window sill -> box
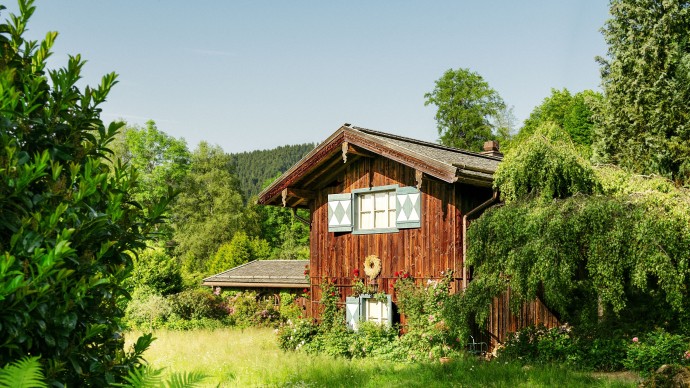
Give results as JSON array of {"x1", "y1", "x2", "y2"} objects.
[{"x1": 353, "y1": 228, "x2": 399, "y2": 235}]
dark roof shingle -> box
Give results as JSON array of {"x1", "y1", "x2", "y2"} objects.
[{"x1": 202, "y1": 260, "x2": 308, "y2": 288}]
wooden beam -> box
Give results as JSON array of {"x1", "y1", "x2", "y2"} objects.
[
  {"x1": 415, "y1": 169, "x2": 424, "y2": 189},
  {"x1": 342, "y1": 141, "x2": 375, "y2": 163},
  {"x1": 282, "y1": 188, "x2": 314, "y2": 207}
]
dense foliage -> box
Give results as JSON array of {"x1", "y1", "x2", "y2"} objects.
[
  {"x1": 512, "y1": 88, "x2": 601, "y2": 152},
  {"x1": 424, "y1": 68, "x2": 507, "y2": 151},
  {"x1": 172, "y1": 142, "x2": 254, "y2": 275},
  {"x1": 595, "y1": 0, "x2": 690, "y2": 185},
  {"x1": 466, "y1": 123, "x2": 690, "y2": 327},
  {"x1": 230, "y1": 143, "x2": 315, "y2": 201},
  {"x1": 0, "y1": 2, "x2": 168, "y2": 384}
]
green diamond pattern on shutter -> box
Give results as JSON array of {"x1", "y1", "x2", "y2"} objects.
[
  {"x1": 327, "y1": 193, "x2": 353, "y2": 232},
  {"x1": 396, "y1": 186, "x2": 421, "y2": 229},
  {"x1": 345, "y1": 296, "x2": 361, "y2": 330}
]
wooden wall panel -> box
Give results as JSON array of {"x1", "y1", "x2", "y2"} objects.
[
  {"x1": 305, "y1": 155, "x2": 558, "y2": 351},
  {"x1": 307, "y1": 156, "x2": 490, "y2": 317}
]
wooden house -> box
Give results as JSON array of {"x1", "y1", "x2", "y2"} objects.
[{"x1": 257, "y1": 124, "x2": 558, "y2": 347}]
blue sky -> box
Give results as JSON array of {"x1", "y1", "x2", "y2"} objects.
[{"x1": 5, "y1": 1, "x2": 609, "y2": 153}]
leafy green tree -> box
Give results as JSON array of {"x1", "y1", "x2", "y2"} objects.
[
  {"x1": 424, "y1": 68, "x2": 506, "y2": 151},
  {"x1": 109, "y1": 120, "x2": 190, "y2": 210},
  {"x1": 517, "y1": 89, "x2": 601, "y2": 151},
  {"x1": 463, "y1": 123, "x2": 690, "y2": 333},
  {"x1": 254, "y1": 175, "x2": 310, "y2": 259},
  {"x1": 127, "y1": 247, "x2": 183, "y2": 296},
  {"x1": 0, "y1": 2, "x2": 167, "y2": 385},
  {"x1": 173, "y1": 142, "x2": 253, "y2": 275},
  {"x1": 595, "y1": 0, "x2": 690, "y2": 185},
  {"x1": 209, "y1": 232, "x2": 271, "y2": 274}
]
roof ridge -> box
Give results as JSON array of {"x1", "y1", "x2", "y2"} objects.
[{"x1": 351, "y1": 125, "x2": 502, "y2": 161}]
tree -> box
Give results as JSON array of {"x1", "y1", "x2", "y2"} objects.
[
  {"x1": 109, "y1": 120, "x2": 190, "y2": 210},
  {"x1": 424, "y1": 68, "x2": 506, "y2": 151},
  {"x1": 463, "y1": 123, "x2": 690, "y2": 333},
  {"x1": 172, "y1": 142, "x2": 253, "y2": 275},
  {"x1": 209, "y1": 232, "x2": 271, "y2": 274},
  {"x1": 594, "y1": 0, "x2": 690, "y2": 185},
  {"x1": 0, "y1": 2, "x2": 168, "y2": 385},
  {"x1": 512, "y1": 89, "x2": 602, "y2": 153}
]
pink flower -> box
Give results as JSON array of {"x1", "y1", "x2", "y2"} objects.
[
  {"x1": 632, "y1": 337, "x2": 639, "y2": 343},
  {"x1": 684, "y1": 350, "x2": 690, "y2": 360}
]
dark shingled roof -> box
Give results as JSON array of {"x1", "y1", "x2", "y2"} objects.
[
  {"x1": 352, "y1": 126, "x2": 500, "y2": 181},
  {"x1": 202, "y1": 260, "x2": 308, "y2": 288},
  {"x1": 258, "y1": 124, "x2": 501, "y2": 207}
]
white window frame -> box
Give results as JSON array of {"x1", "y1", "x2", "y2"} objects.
[{"x1": 352, "y1": 185, "x2": 399, "y2": 234}]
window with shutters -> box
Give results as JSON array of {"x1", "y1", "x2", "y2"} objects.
[{"x1": 328, "y1": 185, "x2": 421, "y2": 234}]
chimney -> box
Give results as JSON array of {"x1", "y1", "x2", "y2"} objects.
[{"x1": 480, "y1": 140, "x2": 503, "y2": 157}]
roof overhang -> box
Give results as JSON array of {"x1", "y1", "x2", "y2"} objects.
[{"x1": 258, "y1": 124, "x2": 500, "y2": 207}]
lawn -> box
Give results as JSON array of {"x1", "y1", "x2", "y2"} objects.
[{"x1": 127, "y1": 328, "x2": 639, "y2": 387}]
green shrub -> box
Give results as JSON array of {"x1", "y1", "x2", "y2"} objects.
[
  {"x1": 570, "y1": 337, "x2": 628, "y2": 371},
  {"x1": 124, "y1": 288, "x2": 173, "y2": 330},
  {"x1": 499, "y1": 324, "x2": 575, "y2": 365},
  {"x1": 276, "y1": 319, "x2": 319, "y2": 351},
  {"x1": 0, "y1": 3, "x2": 169, "y2": 385},
  {"x1": 226, "y1": 291, "x2": 281, "y2": 327},
  {"x1": 127, "y1": 247, "x2": 183, "y2": 296},
  {"x1": 623, "y1": 329, "x2": 689, "y2": 375},
  {"x1": 168, "y1": 289, "x2": 227, "y2": 321},
  {"x1": 278, "y1": 292, "x2": 304, "y2": 322}
]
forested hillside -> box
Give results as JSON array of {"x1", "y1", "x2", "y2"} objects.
[{"x1": 230, "y1": 143, "x2": 315, "y2": 200}]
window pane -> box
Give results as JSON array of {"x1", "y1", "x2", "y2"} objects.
[
  {"x1": 374, "y1": 210, "x2": 387, "y2": 228},
  {"x1": 361, "y1": 194, "x2": 373, "y2": 211},
  {"x1": 389, "y1": 209, "x2": 396, "y2": 227},
  {"x1": 389, "y1": 193, "x2": 396, "y2": 209},
  {"x1": 360, "y1": 212, "x2": 372, "y2": 229},
  {"x1": 375, "y1": 192, "x2": 388, "y2": 210}
]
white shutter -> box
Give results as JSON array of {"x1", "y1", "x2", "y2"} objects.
[
  {"x1": 395, "y1": 187, "x2": 421, "y2": 229},
  {"x1": 327, "y1": 193, "x2": 353, "y2": 232},
  {"x1": 345, "y1": 297, "x2": 361, "y2": 330}
]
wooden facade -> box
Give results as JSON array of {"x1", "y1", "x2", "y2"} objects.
[
  {"x1": 258, "y1": 124, "x2": 559, "y2": 349},
  {"x1": 307, "y1": 156, "x2": 492, "y2": 316}
]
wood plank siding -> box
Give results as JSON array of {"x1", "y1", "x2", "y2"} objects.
[{"x1": 307, "y1": 156, "x2": 491, "y2": 316}]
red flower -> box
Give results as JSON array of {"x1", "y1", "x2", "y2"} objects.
[
  {"x1": 403, "y1": 273, "x2": 410, "y2": 279},
  {"x1": 304, "y1": 270, "x2": 308, "y2": 275},
  {"x1": 353, "y1": 268, "x2": 360, "y2": 276},
  {"x1": 303, "y1": 288, "x2": 309, "y2": 293},
  {"x1": 394, "y1": 271, "x2": 400, "y2": 277},
  {"x1": 331, "y1": 292, "x2": 336, "y2": 296}
]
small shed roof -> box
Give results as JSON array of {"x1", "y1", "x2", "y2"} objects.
[
  {"x1": 202, "y1": 260, "x2": 308, "y2": 289},
  {"x1": 258, "y1": 124, "x2": 502, "y2": 207}
]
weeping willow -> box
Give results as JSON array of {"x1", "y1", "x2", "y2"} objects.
[{"x1": 464, "y1": 123, "x2": 690, "y2": 328}]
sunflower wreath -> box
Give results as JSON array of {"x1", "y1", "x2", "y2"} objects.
[{"x1": 363, "y1": 254, "x2": 381, "y2": 279}]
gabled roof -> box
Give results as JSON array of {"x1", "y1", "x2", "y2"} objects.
[
  {"x1": 258, "y1": 124, "x2": 501, "y2": 207},
  {"x1": 202, "y1": 260, "x2": 308, "y2": 289}
]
